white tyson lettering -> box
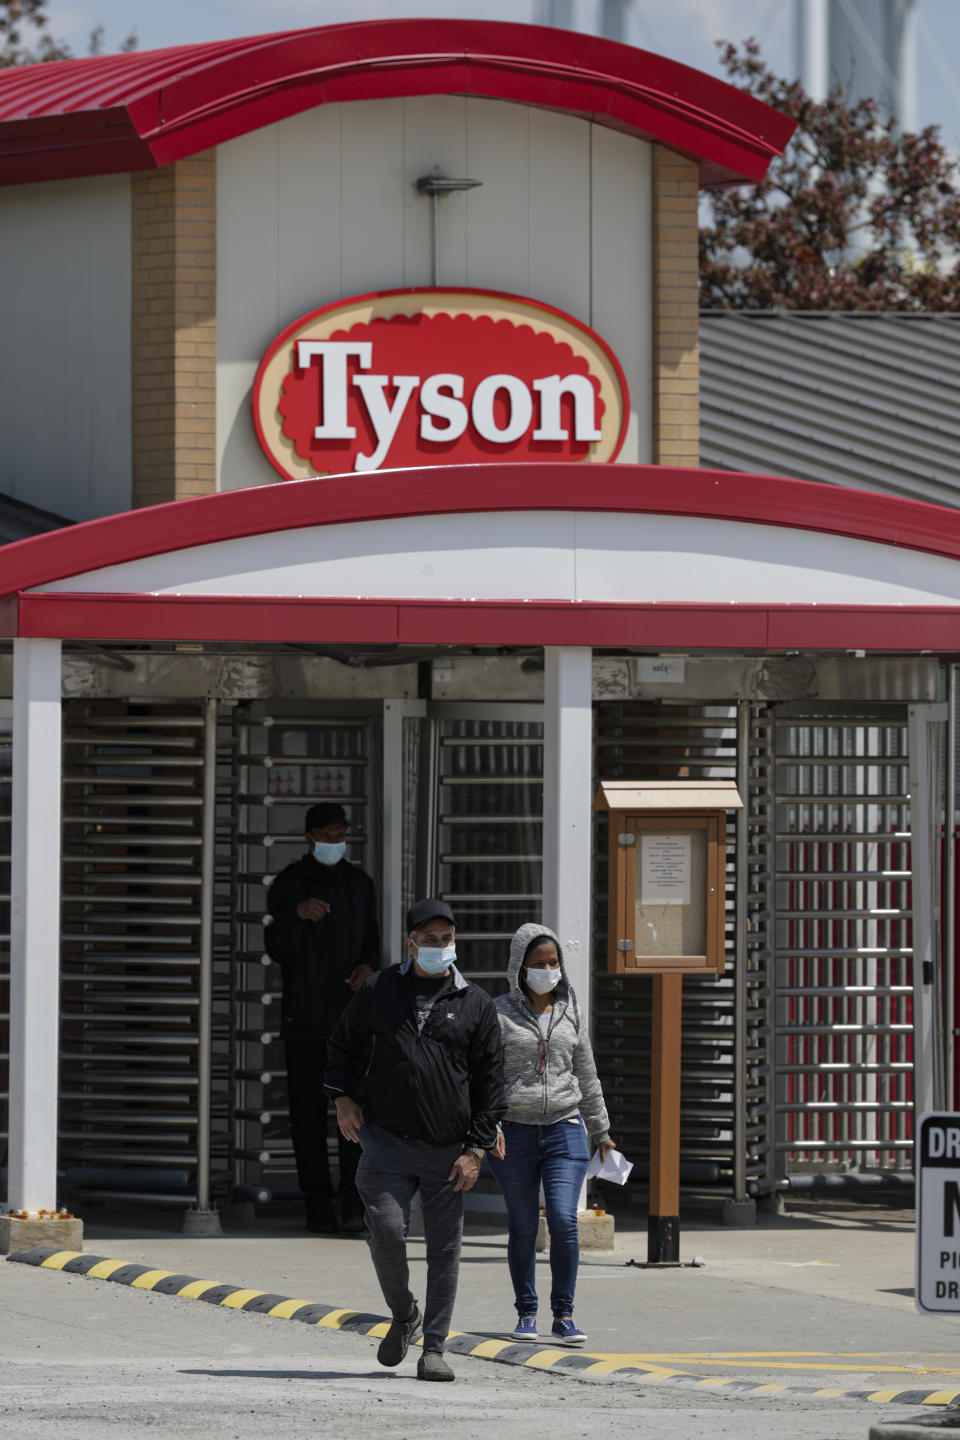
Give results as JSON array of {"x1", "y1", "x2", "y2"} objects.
[{"x1": 297, "y1": 342, "x2": 600, "y2": 471}]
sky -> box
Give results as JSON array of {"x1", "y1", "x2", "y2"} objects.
[{"x1": 36, "y1": 0, "x2": 960, "y2": 148}]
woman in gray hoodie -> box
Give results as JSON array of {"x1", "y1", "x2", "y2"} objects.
[{"x1": 487, "y1": 921, "x2": 616, "y2": 1346}]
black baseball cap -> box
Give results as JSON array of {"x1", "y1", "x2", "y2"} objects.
[
  {"x1": 406, "y1": 898, "x2": 456, "y2": 934},
  {"x1": 305, "y1": 802, "x2": 347, "y2": 830}
]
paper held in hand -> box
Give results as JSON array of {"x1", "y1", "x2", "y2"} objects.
[{"x1": 586, "y1": 1148, "x2": 634, "y2": 1185}]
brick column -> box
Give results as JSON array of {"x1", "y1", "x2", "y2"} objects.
[
  {"x1": 652, "y1": 147, "x2": 699, "y2": 467},
  {"x1": 131, "y1": 152, "x2": 216, "y2": 507}
]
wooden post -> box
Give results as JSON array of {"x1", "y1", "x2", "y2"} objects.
[{"x1": 648, "y1": 972, "x2": 683, "y2": 1263}]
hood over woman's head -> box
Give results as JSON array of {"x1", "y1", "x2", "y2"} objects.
[{"x1": 507, "y1": 921, "x2": 569, "y2": 997}]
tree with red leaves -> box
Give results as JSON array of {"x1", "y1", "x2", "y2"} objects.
[{"x1": 700, "y1": 40, "x2": 960, "y2": 310}]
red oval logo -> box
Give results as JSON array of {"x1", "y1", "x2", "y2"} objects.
[{"x1": 252, "y1": 288, "x2": 629, "y2": 480}]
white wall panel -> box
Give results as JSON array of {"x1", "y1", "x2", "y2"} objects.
[
  {"x1": 276, "y1": 105, "x2": 343, "y2": 316},
  {"x1": 217, "y1": 124, "x2": 280, "y2": 491},
  {"x1": 216, "y1": 96, "x2": 652, "y2": 491},
  {"x1": 402, "y1": 96, "x2": 469, "y2": 287},
  {"x1": 463, "y1": 100, "x2": 531, "y2": 295},
  {"x1": 0, "y1": 175, "x2": 130, "y2": 520},
  {"x1": 340, "y1": 99, "x2": 407, "y2": 296},
  {"x1": 591, "y1": 126, "x2": 653, "y2": 464},
  {"x1": 34, "y1": 511, "x2": 960, "y2": 610},
  {"x1": 528, "y1": 109, "x2": 592, "y2": 319}
]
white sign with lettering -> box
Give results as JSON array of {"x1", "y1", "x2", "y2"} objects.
[
  {"x1": 640, "y1": 834, "x2": 692, "y2": 906},
  {"x1": 916, "y1": 1112, "x2": 960, "y2": 1313}
]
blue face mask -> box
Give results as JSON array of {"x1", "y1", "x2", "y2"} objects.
[
  {"x1": 311, "y1": 840, "x2": 346, "y2": 866},
  {"x1": 414, "y1": 944, "x2": 456, "y2": 975}
]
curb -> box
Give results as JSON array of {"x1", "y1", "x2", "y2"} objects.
[
  {"x1": 869, "y1": 1416, "x2": 960, "y2": 1437},
  {"x1": 8, "y1": 1246, "x2": 960, "y2": 1406}
]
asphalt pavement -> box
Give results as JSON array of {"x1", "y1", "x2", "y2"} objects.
[{"x1": 3, "y1": 1193, "x2": 960, "y2": 1439}]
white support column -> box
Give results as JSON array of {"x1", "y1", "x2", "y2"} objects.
[
  {"x1": 382, "y1": 699, "x2": 426, "y2": 967},
  {"x1": 909, "y1": 701, "x2": 948, "y2": 1121},
  {"x1": 8, "y1": 637, "x2": 62, "y2": 1213},
  {"x1": 542, "y1": 648, "x2": 594, "y2": 1024}
]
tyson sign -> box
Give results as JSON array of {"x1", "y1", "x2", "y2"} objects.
[{"x1": 252, "y1": 288, "x2": 629, "y2": 479}]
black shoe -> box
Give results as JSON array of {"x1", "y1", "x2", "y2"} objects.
[
  {"x1": 377, "y1": 1303, "x2": 421, "y2": 1367},
  {"x1": 417, "y1": 1351, "x2": 455, "y2": 1382},
  {"x1": 340, "y1": 1208, "x2": 366, "y2": 1235},
  {"x1": 305, "y1": 1198, "x2": 339, "y2": 1234}
]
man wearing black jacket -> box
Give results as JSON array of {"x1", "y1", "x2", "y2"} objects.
[
  {"x1": 265, "y1": 802, "x2": 381, "y2": 1234},
  {"x1": 326, "y1": 898, "x2": 505, "y2": 1383}
]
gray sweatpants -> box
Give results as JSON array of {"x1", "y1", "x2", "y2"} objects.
[{"x1": 356, "y1": 1122, "x2": 464, "y2": 1353}]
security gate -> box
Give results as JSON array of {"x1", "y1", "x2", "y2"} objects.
[
  {"x1": 422, "y1": 705, "x2": 544, "y2": 985},
  {"x1": 229, "y1": 703, "x2": 379, "y2": 1203},
  {"x1": 772, "y1": 711, "x2": 915, "y2": 1178},
  {"x1": 593, "y1": 702, "x2": 753, "y2": 1194},
  {"x1": 0, "y1": 708, "x2": 10, "y2": 1184},
  {"x1": 58, "y1": 701, "x2": 229, "y2": 1207}
]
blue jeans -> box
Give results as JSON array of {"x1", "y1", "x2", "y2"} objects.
[{"x1": 487, "y1": 1116, "x2": 590, "y2": 1318}]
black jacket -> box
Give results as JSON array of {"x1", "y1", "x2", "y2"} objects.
[
  {"x1": 265, "y1": 854, "x2": 381, "y2": 1040},
  {"x1": 324, "y1": 963, "x2": 506, "y2": 1150}
]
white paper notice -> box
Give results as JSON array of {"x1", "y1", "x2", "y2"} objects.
[
  {"x1": 641, "y1": 833, "x2": 691, "y2": 906},
  {"x1": 586, "y1": 1149, "x2": 634, "y2": 1186}
]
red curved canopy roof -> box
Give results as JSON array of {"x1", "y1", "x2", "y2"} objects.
[
  {"x1": 2, "y1": 464, "x2": 959, "y2": 651},
  {"x1": 2, "y1": 462, "x2": 959, "y2": 596},
  {"x1": 0, "y1": 18, "x2": 795, "y2": 188}
]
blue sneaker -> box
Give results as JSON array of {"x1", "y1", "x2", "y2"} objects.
[
  {"x1": 551, "y1": 1316, "x2": 587, "y2": 1346},
  {"x1": 510, "y1": 1315, "x2": 538, "y2": 1342}
]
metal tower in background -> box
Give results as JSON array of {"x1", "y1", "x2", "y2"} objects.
[
  {"x1": 796, "y1": 0, "x2": 917, "y2": 130},
  {"x1": 542, "y1": 0, "x2": 633, "y2": 42}
]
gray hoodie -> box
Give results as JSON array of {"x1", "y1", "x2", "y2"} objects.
[{"x1": 493, "y1": 922, "x2": 610, "y2": 1145}]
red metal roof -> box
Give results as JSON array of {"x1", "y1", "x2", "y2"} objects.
[{"x1": 0, "y1": 18, "x2": 795, "y2": 188}]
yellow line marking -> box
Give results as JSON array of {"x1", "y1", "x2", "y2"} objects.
[
  {"x1": 366, "y1": 1321, "x2": 389, "y2": 1338},
  {"x1": 576, "y1": 1352, "x2": 959, "y2": 1375},
  {"x1": 314, "y1": 1308, "x2": 357, "y2": 1328},
  {"x1": 470, "y1": 1339, "x2": 514, "y2": 1358},
  {"x1": 923, "y1": 1391, "x2": 960, "y2": 1406},
  {"x1": 85, "y1": 1259, "x2": 128, "y2": 1280},
  {"x1": 219, "y1": 1288, "x2": 266, "y2": 1309},
  {"x1": 176, "y1": 1279, "x2": 220, "y2": 1299},
  {"x1": 867, "y1": 1390, "x2": 903, "y2": 1404},
  {"x1": 130, "y1": 1270, "x2": 176, "y2": 1290},
  {"x1": 39, "y1": 1251, "x2": 83, "y2": 1270},
  {"x1": 679, "y1": 1361, "x2": 951, "y2": 1374},
  {"x1": 267, "y1": 1298, "x2": 313, "y2": 1319}
]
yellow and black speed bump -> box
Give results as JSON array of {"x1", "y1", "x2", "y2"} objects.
[{"x1": 8, "y1": 1246, "x2": 960, "y2": 1405}]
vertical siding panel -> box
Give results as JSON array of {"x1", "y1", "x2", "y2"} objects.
[
  {"x1": 276, "y1": 106, "x2": 342, "y2": 322},
  {"x1": 527, "y1": 108, "x2": 591, "y2": 320},
  {"x1": 0, "y1": 175, "x2": 131, "y2": 520},
  {"x1": 591, "y1": 127, "x2": 653, "y2": 464},
  {"x1": 217, "y1": 126, "x2": 279, "y2": 489},
  {"x1": 339, "y1": 99, "x2": 406, "y2": 296},
  {"x1": 464, "y1": 100, "x2": 530, "y2": 294},
  {"x1": 401, "y1": 96, "x2": 469, "y2": 288}
]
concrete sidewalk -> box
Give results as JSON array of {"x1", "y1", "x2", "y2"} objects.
[{"x1": 11, "y1": 1194, "x2": 960, "y2": 1403}]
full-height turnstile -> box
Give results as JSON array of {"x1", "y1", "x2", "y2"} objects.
[
  {"x1": 0, "y1": 705, "x2": 10, "y2": 1173},
  {"x1": 229, "y1": 703, "x2": 380, "y2": 1204},
  {"x1": 57, "y1": 700, "x2": 231, "y2": 1208}
]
